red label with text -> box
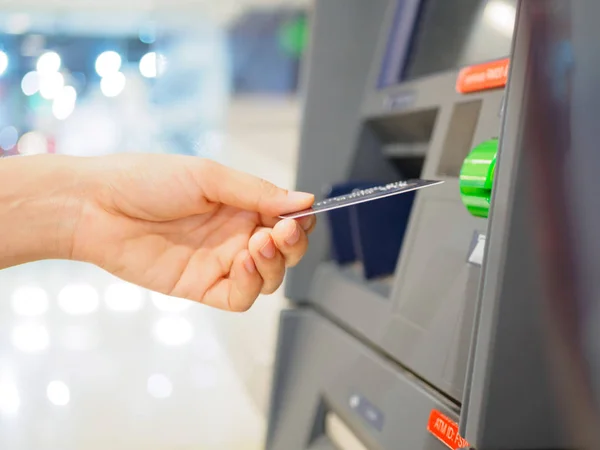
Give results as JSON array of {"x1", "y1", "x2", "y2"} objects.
[
  {"x1": 456, "y1": 58, "x2": 510, "y2": 94},
  {"x1": 427, "y1": 410, "x2": 470, "y2": 450}
]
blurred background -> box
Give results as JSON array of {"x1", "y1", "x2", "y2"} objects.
[{"x1": 0, "y1": 0, "x2": 310, "y2": 449}]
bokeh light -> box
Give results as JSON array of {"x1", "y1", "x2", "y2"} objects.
[
  {"x1": 138, "y1": 23, "x2": 156, "y2": 44},
  {"x1": 18, "y1": 131, "x2": 48, "y2": 155},
  {"x1": 95, "y1": 51, "x2": 122, "y2": 78},
  {"x1": 0, "y1": 51, "x2": 8, "y2": 76},
  {"x1": 104, "y1": 282, "x2": 144, "y2": 312},
  {"x1": 36, "y1": 51, "x2": 61, "y2": 75},
  {"x1": 46, "y1": 381, "x2": 70, "y2": 406},
  {"x1": 11, "y1": 286, "x2": 49, "y2": 316},
  {"x1": 484, "y1": 0, "x2": 517, "y2": 37},
  {"x1": 11, "y1": 324, "x2": 50, "y2": 353},
  {"x1": 147, "y1": 374, "x2": 173, "y2": 399},
  {"x1": 100, "y1": 72, "x2": 126, "y2": 97},
  {"x1": 52, "y1": 85, "x2": 77, "y2": 120},
  {"x1": 153, "y1": 317, "x2": 193, "y2": 346},
  {"x1": 39, "y1": 72, "x2": 65, "y2": 100},
  {"x1": 21, "y1": 71, "x2": 40, "y2": 96},
  {"x1": 57, "y1": 284, "x2": 99, "y2": 316},
  {"x1": 139, "y1": 52, "x2": 157, "y2": 78},
  {"x1": 0, "y1": 126, "x2": 18, "y2": 150}
]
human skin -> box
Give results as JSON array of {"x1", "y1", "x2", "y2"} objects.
[{"x1": 0, "y1": 153, "x2": 315, "y2": 312}]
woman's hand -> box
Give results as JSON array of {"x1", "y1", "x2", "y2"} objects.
[{"x1": 0, "y1": 154, "x2": 316, "y2": 312}]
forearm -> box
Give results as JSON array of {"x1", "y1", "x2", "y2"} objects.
[{"x1": 0, "y1": 155, "x2": 85, "y2": 269}]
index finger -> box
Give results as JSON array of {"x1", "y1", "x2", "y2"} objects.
[{"x1": 194, "y1": 159, "x2": 314, "y2": 217}]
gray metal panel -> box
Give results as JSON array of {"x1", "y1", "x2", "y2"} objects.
[
  {"x1": 272, "y1": 0, "x2": 597, "y2": 448},
  {"x1": 285, "y1": 0, "x2": 391, "y2": 302},
  {"x1": 306, "y1": 437, "x2": 336, "y2": 450},
  {"x1": 267, "y1": 310, "x2": 305, "y2": 449},
  {"x1": 306, "y1": 86, "x2": 504, "y2": 402},
  {"x1": 461, "y1": 2, "x2": 575, "y2": 448},
  {"x1": 286, "y1": 0, "x2": 511, "y2": 404},
  {"x1": 511, "y1": 1, "x2": 600, "y2": 446},
  {"x1": 267, "y1": 309, "x2": 458, "y2": 450}
]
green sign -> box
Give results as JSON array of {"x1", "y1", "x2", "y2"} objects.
[{"x1": 279, "y1": 15, "x2": 309, "y2": 57}]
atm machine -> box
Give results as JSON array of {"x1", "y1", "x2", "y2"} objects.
[{"x1": 268, "y1": 1, "x2": 580, "y2": 449}]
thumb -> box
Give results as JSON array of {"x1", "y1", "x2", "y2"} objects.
[{"x1": 195, "y1": 159, "x2": 314, "y2": 217}]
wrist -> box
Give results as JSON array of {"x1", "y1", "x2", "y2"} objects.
[{"x1": 0, "y1": 154, "x2": 88, "y2": 268}]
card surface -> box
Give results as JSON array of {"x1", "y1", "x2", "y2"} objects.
[{"x1": 280, "y1": 179, "x2": 444, "y2": 219}]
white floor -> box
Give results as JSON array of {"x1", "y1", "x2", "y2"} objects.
[{"x1": 0, "y1": 96, "x2": 301, "y2": 449}]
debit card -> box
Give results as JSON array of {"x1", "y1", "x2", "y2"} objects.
[{"x1": 280, "y1": 179, "x2": 444, "y2": 219}]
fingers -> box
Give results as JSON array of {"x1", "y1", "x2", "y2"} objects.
[
  {"x1": 203, "y1": 217, "x2": 313, "y2": 311},
  {"x1": 260, "y1": 214, "x2": 317, "y2": 234},
  {"x1": 271, "y1": 219, "x2": 310, "y2": 268},
  {"x1": 248, "y1": 230, "x2": 286, "y2": 294},
  {"x1": 246, "y1": 218, "x2": 311, "y2": 295},
  {"x1": 298, "y1": 215, "x2": 317, "y2": 235},
  {"x1": 202, "y1": 221, "x2": 303, "y2": 311},
  {"x1": 194, "y1": 159, "x2": 314, "y2": 217},
  {"x1": 199, "y1": 215, "x2": 314, "y2": 312},
  {"x1": 202, "y1": 250, "x2": 263, "y2": 312}
]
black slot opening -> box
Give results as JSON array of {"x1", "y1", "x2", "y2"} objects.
[{"x1": 359, "y1": 108, "x2": 438, "y2": 180}]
